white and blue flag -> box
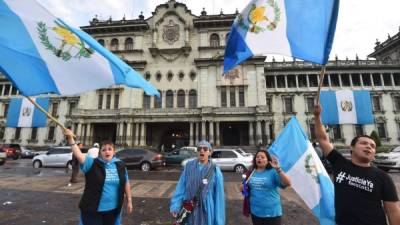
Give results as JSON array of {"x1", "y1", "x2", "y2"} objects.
[
  {"x1": 269, "y1": 117, "x2": 335, "y2": 225},
  {"x1": 0, "y1": 0, "x2": 159, "y2": 97},
  {"x1": 320, "y1": 90, "x2": 374, "y2": 125},
  {"x1": 6, "y1": 97, "x2": 49, "y2": 127},
  {"x1": 224, "y1": 0, "x2": 339, "y2": 73}
]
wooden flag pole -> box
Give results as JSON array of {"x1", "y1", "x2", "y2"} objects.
[
  {"x1": 316, "y1": 66, "x2": 327, "y2": 104},
  {"x1": 25, "y1": 96, "x2": 75, "y2": 137}
]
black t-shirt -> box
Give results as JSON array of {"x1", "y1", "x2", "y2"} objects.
[{"x1": 327, "y1": 149, "x2": 398, "y2": 225}]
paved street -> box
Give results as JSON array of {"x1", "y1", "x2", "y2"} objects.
[{"x1": 1, "y1": 159, "x2": 400, "y2": 225}]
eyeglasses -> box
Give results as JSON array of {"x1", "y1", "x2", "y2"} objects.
[{"x1": 197, "y1": 147, "x2": 209, "y2": 152}]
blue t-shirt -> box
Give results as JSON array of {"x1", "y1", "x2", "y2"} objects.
[
  {"x1": 249, "y1": 169, "x2": 283, "y2": 218},
  {"x1": 81, "y1": 156, "x2": 129, "y2": 212}
]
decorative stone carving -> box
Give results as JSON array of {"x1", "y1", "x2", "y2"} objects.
[{"x1": 162, "y1": 20, "x2": 180, "y2": 45}]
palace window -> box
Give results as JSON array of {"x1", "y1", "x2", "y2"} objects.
[
  {"x1": 154, "y1": 90, "x2": 162, "y2": 108},
  {"x1": 355, "y1": 125, "x2": 364, "y2": 136},
  {"x1": 362, "y1": 73, "x2": 371, "y2": 86},
  {"x1": 221, "y1": 87, "x2": 227, "y2": 107},
  {"x1": 124, "y1": 38, "x2": 134, "y2": 50},
  {"x1": 372, "y1": 73, "x2": 382, "y2": 86},
  {"x1": 372, "y1": 96, "x2": 382, "y2": 112},
  {"x1": 110, "y1": 38, "x2": 119, "y2": 51},
  {"x1": 114, "y1": 93, "x2": 119, "y2": 109},
  {"x1": 239, "y1": 87, "x2": 245, "y2": 107},
  {"x1": 377, "y1": 122, "x2": 387, "y2": 138},
  {"x1": 283, "y1": 96, "x2": 293, "y2": 113},
  {"x1": 210, "y1": 33, "x2": 220, "y2": 47},
  {"x1": 309, "y1": 75, "x2": 318, "y2": 87},
  {"x1": 98, "y1": 94, "x2": 103, "y2": 109},
  {"x1": 298, "y1": 74, "x2": 307, "y2": 88},
  {"x1": 265, "y1": 96, "x2": 272, "y2": 112},
  {"x1": 351, "y1": 74, "x2": 361, "y2": 86},
  {"x1": 98, "y1": 39, "x2": 105, "y2": 46},
  {"x1": 177, "y1": 90, "x2": 185, "y2": 108},
  {"x1": 383, "y1": 73, "x2": 392, "y2": 86},
  {"x1": 3, "y1": 103, "x2": 9, "y2": 117},
  {"x1": 309, "y1": 123, "x2": 316, "y2": 140},
  {"x1": 394, "y1": 73, "x2": 400, "y2": 86},
  {"x1": 15, "y1": 128, "x2": 21, "y2": 140},
  {"x1": 0, "y1": 126, "x2": 5, "y2": 140},
  {"x1": 230, "y1": 88, "x2": 236, "y2": 107},
  {"x1": 143, "y1": 94, "x2": 150, "y2": 109},
  {"x1": 322, "y1": 75, "x2": 329, "y2": 87},
  {"x1": 265, "y1": 76, "x2": 275, "y2": 88},
  {"x1": 189, "y1": 90, "x2": 197, "y2": 108},
  {"x1": 341, "y1": 74, "x2": 350, "y2": 86},
  {"x1": 51, "y1": 102, "x2": 58, "y2": 117},
  {"x1": 330, "y1": 74, "x2": 340, "y2": 87},
  {"x1": 68, "y1": 101, "x2": 76, "y2": 116},
  {"x1": 31, "y1": 128, "x2": 38, "y2": 140},
  {"x1": 277, "y1": 76, "x2": 285, "y2": 88},
  {"x1": 332, "y1": 125, "x2": 342, "y2": 140},
  {"x1": 106, "y1": 94, "x2": 111, "y2": 109},
  {"x1": 306, "y1": 97, "x2": 315, "y2": 113},
  {"x1": 287, "y1": 75, "x2": 296, "y2": 88},
  {"x1": 393, "y1": 95, "x2": 400, "y2": 112},
  {"x1": 4, "y1": 84, "x2": 10, "y2": 96},
  {"x1": 166, "y1": 90, "x2": 174, "y2": 108},
  {"x1": 48, "y1": 126, "x2": 55, "y2": 141}
]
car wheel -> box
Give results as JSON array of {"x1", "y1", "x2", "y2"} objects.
[
  {"x1": 33, "y1": 160, "x2": 42, "y2": 168},
  {"x1": 141, "y1": 162, "x2": 151, "y2": 172},
  {"x1": 67, "y1": 161, "x2": 72, "y2": 170},
  {"x1": 234, "y1": 164, "x2": 246, "y2": 173}
]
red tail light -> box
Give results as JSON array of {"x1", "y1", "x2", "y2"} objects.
[{"x1": 153, "y1": 154, "x2": 163, "y2": 161}]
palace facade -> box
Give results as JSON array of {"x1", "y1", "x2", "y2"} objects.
[{"x1": 0, "y1": 0, "x2": 399, "y2": 149}]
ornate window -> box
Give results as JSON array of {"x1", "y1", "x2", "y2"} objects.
[
  {"x1": 0, "y1": 126, "x2": 4, "y2": 140},
  {"x1": 377, "y1": 122, "x2": 387, "y2": 138},
  {"x1": 31, "y1": 127, "x2": 38, "y2": 140},
  {"x1": 124, "y1": 37, "x2": 134, "y2": 50},
  {"x1": 47, "y1": 126, "x2": 56, "y2": 141},
  {"x1": 14, "y1": 127, "x2": 21, "y2": 140},
  {"x1": 372, "y1": 95, "x2": 382, "y2": 112},
  {"x1": 372, "y1": 73, "x2": 382, "y2": 86},
  {"x1": 332, "y1": 125, "x2": 342, "y2": 140},
  {"x1": 178, "y1": 71, "x2": 184, "y2": 81},
  {"x1": 351, "y1": 74, "x2": 361, "y2": 86},
  {"x1": 190, "y1": 70, "x2": 197, "y2": 81},
  {"x1": 98, "y1": 94, "x2": 103, "y2": 109},
  {"x1": 114, "y1": 93, "x2": 119, "y2": 109},
  {"x1": 166, "y1": 90, "x2": 174, "y2": 108},
  {"x1": 265, "y1": 75, "x2": 275, "y2": 88},
  {"x1": 287, "y1": 75, "x2": 296, "y2": 88},
  {"x1": 156, "y1": 71, "x2": 162, "y2": 82},
  {"x1": 225, "y1": 33, "x2": 230, "y2": 45},
  {"x1": 210, "y1": 33, "x2": 220, "y2": 47},
  {"x1": 341, "y1": 74, "x2": 350, "y2": 86},
  {"x1": 265, "y1": 96, "x2": 272, "y2": 112},
  {"x1": 362, "y1": 73, "x2": 372, "y2": 86},
  {"x1": 106, "y1": 93, "x2": 111, "y2": 109},
  {"x1": 142, "y1": 93, "x2": 150, "y2": 109},
  {"x1": 229, "y1": 87, "x2": 236, "y2": 107},
  {"x1": 393, "y1": 95, "x2": 400, "y2": 112},
  {"x1": 282, "y1": 96, "x2": 294, "y2": 113},
  {"x1": 189, "y1": 90, "x2": 197, "y2": 108},
  {"x1": 98, "y1": 39, "x2": 105, "y2": 46},
  {"x1": 110, "y1": 38, "x2": 119, "y2": 51},
  {"x1": 145, "y1": 72, "x2": 151, "y2": 81},
  {"x1": 51, "y1": 102, "x2": 58, "y2": 117},
  {"x1": 305, "y1": 96, "x2": 315, "y2": 113},
  {"x1": 154, "y1": 90, "x2": 162, "y2": 108},
  {"x1": 68, "y1": 101, "x2": 76, "y2": 116},
  {"x1": 177, "y1": 90, "x2": 185, "y2": 108},
  {"x1": 3, "y1": 103, "x2": 9, "y2": 117},
  {"x1": 239, "y1": 86, "x2": 245, "y2": 107},
  {"x1": 167, "y1": 71, "x2": 174, "y2": 81},
  {"x1": 221, "y1": 87, "x2": 227, "y2": 107},
  {"x1": 354, "y1": 125, "x2": 364, "y2": 136},
  {"x1": 298, "y1": 74, "x2": 307, "y2": 88}
]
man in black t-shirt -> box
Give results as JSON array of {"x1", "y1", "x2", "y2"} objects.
[{"x1": 314, "y1": 104, "x2": 400, "y2": 225}]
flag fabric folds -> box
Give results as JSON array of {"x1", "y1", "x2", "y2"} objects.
[
  {"x1": 223, "y1": 0, "x2": 340, "y2": 73},
  {"x1": 320, "y1": 90, "x2": 374, "y2": 125},
  {"x1": 6, "y1": 97, "x2": 49, "y2": 127},
  {"x1": 269, "y1": 117, "x2": 335, "y2": 225},
  {"x1": 0, "y1": 0, "x2": 159, "y2": 97}
]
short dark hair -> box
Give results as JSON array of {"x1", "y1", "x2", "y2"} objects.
[
  {"x1": 350, "y1": 135, "x2": 375, "y2": 147},
  {"x1": 252, "y1": 149, "x2": 273, "y2": 170},
  {"x1": 100, "y1": 140, "x2": 114, "y2": 150}
]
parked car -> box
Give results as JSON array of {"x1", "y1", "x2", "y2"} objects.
[
  {"x1": 32, "y1": 147, "x2": 72, "y2": 169},
  {"x1": 181, "y1": 148, "x2": 253, "y2": 173},
  {"x1": 373, "y1": 146, "x2": 400, "y2": 172},
  {"x1": 21, "y1": 146, "x2": 37, "y2": 159},
  {"x1": 0, "y1": 144, "x2": 22, "y2": 160},
  {"x1": 164, "y1": 147, "x2": 197, "y2": 165},
  {"x1": 116, "y1": 148, "x2": 165, "y2": 171},
  {"x1": 0, "y1": 148, "x2": 6, "y2": 165}
]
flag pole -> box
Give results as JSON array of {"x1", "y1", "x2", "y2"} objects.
[
  {"x1": 316, "y1": 66, "x2": 326, "y2": 104},
  {"x1": 25, "y1": 96, "x2": 75, "y2": 136}
]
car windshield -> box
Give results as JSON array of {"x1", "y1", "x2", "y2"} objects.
[
  {"x1": 235, "y1": 148, "x2": 247, "y2": 156},
  {"x1": 392, "y1": 146, "x2": 400, "y2": 153}
]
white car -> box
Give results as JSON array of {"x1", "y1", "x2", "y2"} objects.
[
  {"x1": 181, "y1": 148, "x2": 253, "y2": 173},
  {"x1": 32, "y1": 147, "x2": 72, "y2": 169},
  {"x1": 374, "y1": 146, "x2": 400, "y2": 172}
]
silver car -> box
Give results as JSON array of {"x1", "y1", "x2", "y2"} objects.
[
  {"x1": 181, "y1": 148, "x2": 253, "y2": 173},
  {"x1": 32, "y1": 147, "x2": 72, "y2": 169}
]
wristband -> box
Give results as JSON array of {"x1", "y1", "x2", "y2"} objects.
[{"x1": 276, "y1": 167, "x2": 283, "y2": 173}]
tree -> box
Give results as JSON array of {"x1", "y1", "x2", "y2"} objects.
[{"x1": 370, "y1": 130, "x2": 382, "y2": 147}]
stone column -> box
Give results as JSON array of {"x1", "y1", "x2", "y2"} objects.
[
  {"x1": 265, "y1": 121, "x2": 270, "y2": 145},
  {"x1": 195, "y1": 122, "x2": 199, "y2": 145},
  {"x1": 209, "y1": 121, "x2": 214, "y2": 145},
  {"x1": 189, "y1": 122, "x2": 194, "y2": 146},
  {"x1": 248, "y1": 121, "x2": 254, "y2": 145},
  {"x1": 215, "y1": 121, "x2": 220, "y2": 146},
  {"x1": 126, "y1": 122, "x2": 132, "y2": 147},
  {"x1": 120, "y1": 122, "x2": 125, "y2": 145},
  {"x1": 77, "y1": 123, "x2": 82, "y2": 143},
  {"x1": 140, "y1": 123, "x2": 146, "y2": 146},
  {"x1": 87, "y1": 123, "x2": 92, "y2": 145},
  {"x1": 134, "y1": 123, "x2": 140, "y2": 146},
  {"x1": 256, "y1": 120, "x2": 262, "y2": 145},
  {"x1": 201, "y1": 121, "x2": 206, "y2": 141}
]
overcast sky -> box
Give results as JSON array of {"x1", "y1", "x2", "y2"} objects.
[{"x1": 38, "y1": 0, "x2": 400, "y2": 60}]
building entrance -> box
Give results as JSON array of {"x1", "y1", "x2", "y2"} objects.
[
  {"x1": 220, "y1": 122, "x2": 248, "y2": 146},
  {"x1": 92, "y1": 123, "x2": 117, "y2": 144}
]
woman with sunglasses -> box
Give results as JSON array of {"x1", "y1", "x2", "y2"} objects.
[
  {"x1": 245, "y1": 149, "x2": 291, "y2": 225},
  {"x1": 170, "y1": 140, "x2": 225, "y2": 225},
  {"x1": 64, "y1": 129, "x2": 133, "y2": 225}
]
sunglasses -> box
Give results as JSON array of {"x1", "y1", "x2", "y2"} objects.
[{"x1": 197, "y1": 146, "x2": 209, "y2": 151}]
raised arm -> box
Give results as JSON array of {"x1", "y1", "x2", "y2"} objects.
[
  {"x1": 384, "y1": 201, "x2": 400, "y2": 225},
  {"x1": 314, "y1": 104, "x2": 334, "y2": 157},
  {"x1": 63, "y1": 129, "x2": 86, "y2": 164}
]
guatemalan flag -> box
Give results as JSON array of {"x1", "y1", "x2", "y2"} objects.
[
  {"x1": 0, "y1": 0, "x2": 159, "y2": 97},
  {"x1": 269, "y1": 117, "x2": 335, "y2": 225},
  {"x1": 320, "y1": 90, "x2": 374, "y2": 124},
  {"x1": 6, "y1": 97, "x2": 49, "y2": 127},
  {"x1": 224, "y1": 0, "x2": 340, "y2": 73}
]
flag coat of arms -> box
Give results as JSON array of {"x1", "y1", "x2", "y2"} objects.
[
  {"x1": 224, "y1": 0, "x2": 340, "y2": 73},
  {"x1": 0, "y1": 0, "x2": 159, "y2": 97},
  {"x1": 269, "y1": 117, "x2": 335, "y2": 225},
  {"x1": 320, "y1": 90, "x2": 374, "y2": 124},
  {"x1": 6, "y1": 97, "x2": 49, "y2": 127}
]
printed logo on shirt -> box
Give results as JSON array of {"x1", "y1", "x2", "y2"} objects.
[
  {"x1": 335, "y1": 171, "x2": 374, "y2": 192},
  {"x1": 105, "y1": 168, "x2": 119, "y2": 183},
  {"x1": 251, "y1": 177, "x2": 267, "y2": 191}
]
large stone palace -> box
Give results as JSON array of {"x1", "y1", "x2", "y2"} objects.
[{"x1": 0, "y1": 0, "x2": 399, "y2": 149}]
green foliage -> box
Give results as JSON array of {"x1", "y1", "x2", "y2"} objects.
[{"x1": 370, "y1": 130, "x2": 382, "y2": 147}]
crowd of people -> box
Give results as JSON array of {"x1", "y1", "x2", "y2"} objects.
[{"x1": 61, "y1": 104, "x2": 400, "y2": 225}]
